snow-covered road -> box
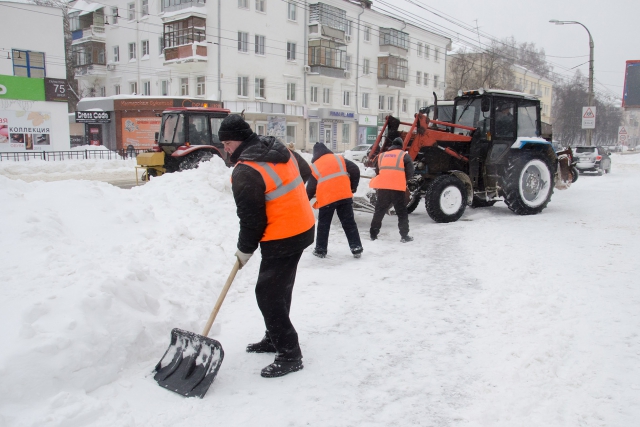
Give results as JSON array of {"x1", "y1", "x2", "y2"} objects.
[{"x1": 1, "y1": 154, "x2": 639, "y2": 426}]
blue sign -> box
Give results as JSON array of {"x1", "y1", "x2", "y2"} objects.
[{"x1": 329, "y1": 111, "x2": 355, "y2": 118}]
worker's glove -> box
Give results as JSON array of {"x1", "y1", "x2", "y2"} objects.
[{"x1": 235, "y1": 250, "x2": 253, "y2": 269}]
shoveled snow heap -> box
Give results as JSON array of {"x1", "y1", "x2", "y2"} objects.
[{"x1": 1, "y1": 154, "x2": 639, "y2": 427}]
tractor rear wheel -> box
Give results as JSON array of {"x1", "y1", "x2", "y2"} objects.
[
  {"x1": 502, "y1": 151, "x2": 554, "y2": 215},
  {"x1": 425, "y1": 175, "x2": 467, "y2": 223},
  {"x1": 179, "y1": 151, "x2": 214, "y2": 171}
]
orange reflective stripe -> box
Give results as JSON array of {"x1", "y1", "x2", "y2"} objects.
[
  {"x1": 369, "y1": 149, "x2": 407, "y2": 191},
  {"x1": 238, "y1": 155, "x2": 315, "y2": 241},
  {"x1": 311, "y1": 154, "x2": 352, "y2": 208}
]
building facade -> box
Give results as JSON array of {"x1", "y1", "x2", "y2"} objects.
[
  {"x1": 70, "y1": 0, "x2": 450, "y2": 151},
  {"x1": 0, "y1": 0, "x2": 70, "y2": 152}
]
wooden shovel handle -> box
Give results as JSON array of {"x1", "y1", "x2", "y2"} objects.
[{"x1": 202, "y1": 259, "x2": 241, "y2": 336}]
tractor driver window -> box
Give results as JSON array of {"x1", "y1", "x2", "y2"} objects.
[
  {"x1": 159, "y1": 113, "x2": 185, "y2": 144},
  {"x1": 188, "y1": 115, "x2": 208, "y2": 145},
  {"x1": 517, "y1": 101, "x2": 538, "y2": 138},
  {"x1": 494, "y1": 101, "x2": 516, "y2": 139},
  {"x1": 210, "y1": 117, "x2": 223, "y2": 147}
]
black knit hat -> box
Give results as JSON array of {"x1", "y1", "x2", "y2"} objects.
[
  {"x1": 392, "y1": 137, "x2": 404, "y2": 146},
  {"x1": 218, "y1": 114, "x2": 253, "y2": 142}
]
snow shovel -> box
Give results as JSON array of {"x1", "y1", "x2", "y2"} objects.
[{"x1": 153, "y1": 259, "x2": 240, "y2": 398}]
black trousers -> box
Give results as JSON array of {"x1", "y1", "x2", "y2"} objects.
[
  {"x1": 256, "y1": 251, "x2": 303, "y2": 361},
  {"x1": 315, "y1": 199, "x2": 362, "y2": 254},
  {"x1": 370, "y1": 189, "x2": 409, "y2": 237}
]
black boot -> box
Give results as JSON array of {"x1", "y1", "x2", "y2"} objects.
[
  {"x1": 351, "y1": 245, "x2": 363, "y2": 259},
  {"x1": 370, "y1": 229, "x2": 379, "y2": 241},
  {"x1": 261, "y1": 358, "x2": 304, "y2": 378},
  {"x1": 246, "y1": 334, "x2": 276, "y2": 353}
]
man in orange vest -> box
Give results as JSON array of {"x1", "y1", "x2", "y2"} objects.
[
  {"x1": 306, "y1": 142, "x2": 362, "y2": 258},
  {"x1": 369, "y1": 137, "x2": 415, "y2": 242},
  {"x1": 219, "y1": 115, "x2": 314, "y2": 378}
]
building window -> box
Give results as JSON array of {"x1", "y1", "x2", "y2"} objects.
[
  {"x1": 255, "y1": 0, "x2": 265, "y2": 13},
  {"x1": 323, "y1": 88, "x2": 330, "y2": 104},
  {"x1": 378, "y1": 95, "x2": 385, "y2": 110},
  {"x1": 197, "y1": 76, "x2": 205, "y2": 96},
  {"x1": 343, "y1": 91, "x2": 350, "y2": 107},
  {"x1": 130, "y1": 82, "x2": 137, "y2": 94},
  {"x1": 255, "y1": 78, "x2": 265, "y2": 98},
  {"x1": 416, "y1": 71, "x2": 421, "y2": 85},
  {"x1": 402, "y1": 98, "x2": 407, "y2": 113},
  {"x1": 128, "y1": 43, "x2": 136, "y2": 60},
  {"x1": 142, "y1": 0, "x2": 148, "y2": 16},
  {"x1": 433, "y1": 75, "x2": 439, "y2": 88},
  {"x1": 364, "y1": 26, "x2": 371, "y2": 42},
  {"x1": 114, "y1": 84, "x2": 121, "y2": 95},
  {"x1": 111, "y1": 7, "x2": 118, "y2": 24},
  {"x1": 238, "y1": 31, "x2": 249, "y2": 52},
  {"x1": 163, "y1": 17, "x2": 206, "y2": 48},
  {"x1": 342, "y1": 123, "x2": 350, "y2": 145},
  {"x1": 160, "y1": 80, "x2": 168, "y2": 96},
  {"x1": 257, "y1": 124, "x2": 266, "y2": 135},
  {"x1": 12, "y1": 50, "x2": 46, "y2": 78},
  {"x1": 310, "y1": 86, "x2": 318, "y2": 103},
  {"x1": 181, "y1": 77, "x2": 189, "y2": 95},
  {"x1": 286, "y1": 124, "x2": 295, "y2": 146},
  {"x1": 362, "y1": 92, "x2": 369, "y2": 109},
  {"x1": 425, "y1": 45, "x2": 430, "y2": 59},
  {"x1": 309, "y1": 122, "x2": 318, "y2": 143},
  {"x1": 287, "y1": 1, "x2": 296, "y2": 20},
  {"x1": 377, "y1": 56, "x2": 408, "y2": 81},
  {"x1": 141, "y1": 40, "x2": 149, "y2": 57},
  {"x1": 287, "y1": 42, "x2": 296, "y2": 61},
  {"x1": 387, "y1": 96, "x2": 394, "y2": 111},
  {"x1": 255, "y1": 35, "x2": 265, "y2": 55},
  {"x1": 287, "y1": 82, "x2": 296, "y2": 101},
  {"x1": 435, "y1": 48, "x2": 439, "y2": 62},
  {"x1": 128, "y1": 2, "x2": 135, "y2": 20},
  {"x1": 417, "y1": 42, "x2": 423, "y2": 57},
  {"x1": 363, "y1": 58, "x2": 370, "y2": 75},
  {"x1": 346, "y1": 20, "x2": 353, "y2": 36},
  {"x1": 415, "y1": 100, "x2": 420, "y2": 112},
  {"x1": 238, "y1": 0, "x2": 248, "y2": 8},
  {"x1": 158, "y1": 37, "x2": 164, "y2": 55},
  {"x1": 238, "y1": 76, "x2": 248, "y2": 96},
  {"x1": 423, "y1": 73, "x2": 429, "y2": 86},
  {"x1": 142, "y1": 80, "x2": 150, "y2": 95},
  {"x1": 113, "y1": 46, "x2": 119, "y2": 62},
  {"x1": 345, "y1": 55, "x2": 351, "y2": 71}
]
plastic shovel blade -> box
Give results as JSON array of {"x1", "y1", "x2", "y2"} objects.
[{"x1": 153, "y1": 328, "x2": 224, "y2": 398}]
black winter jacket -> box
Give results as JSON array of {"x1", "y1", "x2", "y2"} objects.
[
  {"x1": 306, "y1": 143, "x2": 361, "y2": 200},
  {"x1": 374, "y1": 142, "x2": 415, "y2": 182},
  {"x1": 230, "y1": 134, "x2": 314, "y2": 258}
]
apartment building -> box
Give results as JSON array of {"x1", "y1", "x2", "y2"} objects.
[
  {"x1": 0, "y1": 0, "x2": 70, "y2": 152},
  {"x1": 69, "y1": 0, "x2": 450, "y2": 151},
  {"x1": 512, "y1": 65, "x2": 553, "y2": 125}
]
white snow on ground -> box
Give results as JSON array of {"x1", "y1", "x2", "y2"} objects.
[
  {"x1": 0, "y1": 158, "x2": 139, "y2": 183},
  {"x1": 0, "y1": 154, "x2": 639, "y2": 427}
]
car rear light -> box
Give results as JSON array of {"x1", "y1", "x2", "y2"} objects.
[{"x1": 596, "y1": 155, "x2": 602, "y2": 161}]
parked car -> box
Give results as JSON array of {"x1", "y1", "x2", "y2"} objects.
[
  {"x1": 343, "y1": 144, "x2": 372, "y2": 162},
  {"x1": 573, "y1": 146, "x2": 612, "y2": 175}
]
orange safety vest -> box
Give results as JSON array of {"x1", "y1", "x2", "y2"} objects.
[
  {"x1": 310, "y1": 154, "x2": 353, "y2": 208},
  {"x1": 237, "y1": 153, "x2": 315, "y2": 242},
  {"x1": 369, "y1": 149, "x2": 407, "y2": 191}
]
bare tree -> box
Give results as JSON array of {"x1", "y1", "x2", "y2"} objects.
[
  {"x1": 516, "y1": 42, "x2": 552, "y2": 79},
  {"x1": 31, "y1": 0, "x2": 79, "y2": 112}
]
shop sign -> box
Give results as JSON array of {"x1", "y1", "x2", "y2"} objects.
[
  {"x1": 0, "y1": 75, "x2": 45, "y2": 101},
  {"x1": 317, "y1": 108, "x2": 356, "y2": 120},
  {"x1": 122, "y1": 116, "x2": 162, "y2": 149},
  {"x1": 113, "y1": 98, "x2": 224, "y2": 110},
  {"x1": 329, "y1": 111, "x2": 355, "y2": 118},
  {"x1": 358, "y1": 114, "x2": 377, "y2": 127},
  {"x1": 0, "y1": 110, "x2": 51, "y2": 149},
  {"x1": 44, "y1": 78, "x2": 68, "y2": 102},
  {"x1": 76, "y1": 111, "x2": 111, "y2": 123}
]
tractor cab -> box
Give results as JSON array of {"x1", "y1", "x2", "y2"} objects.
[{"x1": 136, "y1": 107, "x2": 231, "y2": 181}]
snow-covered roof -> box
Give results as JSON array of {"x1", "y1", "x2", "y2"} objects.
[{"x1": 70, "y1": 0, "x2": 104, "y2": 16}]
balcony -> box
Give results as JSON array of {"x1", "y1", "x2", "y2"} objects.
[
  {"x1": 379, "y1": 28, "x2": 409, "y2": 57},
  {"x1": 308, "y1": 3, "x2": 347, "y2": 43},
  {"x1": 377, "y1": 55, "x2": 408, "y2": 88},
  {"x1": 72, "y1": 41, "x2": 106, "y2": 77},
  {"x1": 164, "y1": 43, "x2": 207, "y2": 69},
  {"x1": 75, "y1": 64, "x2": 106, "y2": 77},
  {"x1": 72, "y1": 25, "x2": 105, "y2": 43},
  {"x1": 308, "y1": 40, "x2": 347, "y2": 78}
]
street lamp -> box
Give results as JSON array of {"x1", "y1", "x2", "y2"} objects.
[{"x1": 549, "y1": 19, "x2": 595, "y2": 146}]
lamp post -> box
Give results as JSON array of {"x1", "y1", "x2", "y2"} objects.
[{"x1": 549, "y1": 19, "x2": 594, "y2": 146}]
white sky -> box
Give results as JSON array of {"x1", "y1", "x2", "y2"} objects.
[{"x1": 377, "y1": 0, "x2": 638, "y2": 101}]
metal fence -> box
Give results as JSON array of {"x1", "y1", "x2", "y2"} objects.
[{"x1": 0, "y1": 148, "x2": 148, "y2": 161}]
